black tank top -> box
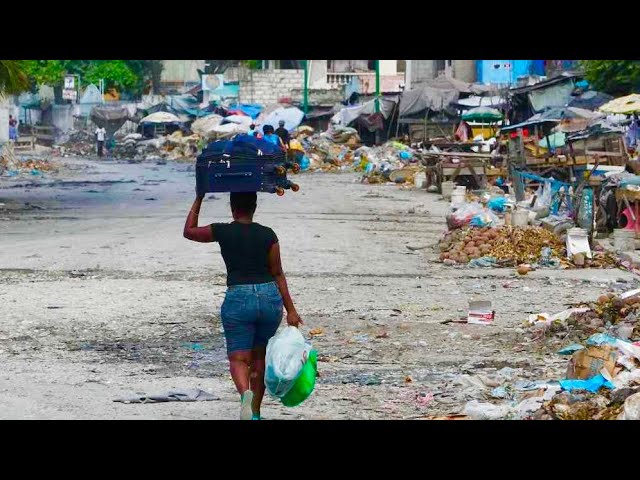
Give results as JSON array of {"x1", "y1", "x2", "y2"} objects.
[{"x1": 211, "y1": 222, "x2": 278, "y2": 286}]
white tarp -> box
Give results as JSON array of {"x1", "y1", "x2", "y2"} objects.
[
  {"x1": 224, "y1": 115, "x2": 253, "y2": 126},
  {"x1": 212, "y1": 122, "x2": 249, "y2": 139},
  {"x1": 457, "y1": 95, "x2": 506, "y2": 108},
  {"x1": 140, "y1": 112, "x2": 182, "y2": 124},
  {"x1": 331, "y1": 98, "x2": 396, "y2": 126},
  {"x1": 262, "y1": 107, "x2": 305, "y2": 132}
]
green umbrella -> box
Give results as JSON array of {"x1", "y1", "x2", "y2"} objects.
[{"x1": 462, "y1": 106, "x2": 504, "y2": 122}]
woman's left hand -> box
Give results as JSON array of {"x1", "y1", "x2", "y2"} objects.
[{"x1": 286, "y1": 310, "x2": 303, "y2": 327}]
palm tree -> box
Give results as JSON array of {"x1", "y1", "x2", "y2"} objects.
[{"x1": 0, "y1": 60, "x2": 29, "y2": 95}]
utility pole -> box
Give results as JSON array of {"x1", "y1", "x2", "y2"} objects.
[
  {"x1": 303, "y1": 60, "x2": 309, "y2": 114},
  {"x1": 375, "y1": 59, "x2": 380, "y2": 113}
]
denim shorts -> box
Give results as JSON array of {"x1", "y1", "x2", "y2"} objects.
[{"x1": 220, "y1": 282, "x2": 283, "y2": 354}]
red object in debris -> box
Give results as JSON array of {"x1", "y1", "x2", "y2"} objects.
[{"x1": 523, "y1": 128, "x2": 530, "y2": 137}]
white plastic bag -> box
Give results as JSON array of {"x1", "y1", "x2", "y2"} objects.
[
  {"x1": 265, "y1": 326, "x2": 311, "y2": 398},
  {"x1": 462, "y1": 400, "x2": 514, "y2": 420}
]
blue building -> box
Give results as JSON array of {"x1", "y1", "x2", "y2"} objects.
[{"x1": 477, "y1": 60, "x2": 546, "y2": 85}]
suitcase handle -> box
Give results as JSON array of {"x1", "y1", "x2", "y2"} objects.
[{"x1": 213, "y1": 172, "x2": 253, "y2": 178}]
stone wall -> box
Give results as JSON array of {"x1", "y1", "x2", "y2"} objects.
[{"x1": 238, "y1": 70, "x2": 305, "y2": 105}]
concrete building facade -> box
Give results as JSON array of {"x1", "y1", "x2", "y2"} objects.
[{"x1": 405, "y1": 60, "x2": 477, "y2": 89}]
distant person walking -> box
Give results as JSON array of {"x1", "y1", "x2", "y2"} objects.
[
  {"x1": 275, "y1": 120, "x2": 290, "y2": 149},
  {"x1": 95, "y1": 126, "x2": 106, "y2": 157},
  {"x1": 8, "y1": 115, "x2": 17, "y2": 141}
]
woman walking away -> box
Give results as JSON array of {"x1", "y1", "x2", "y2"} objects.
[{"x1": 183, "y1": 192, "x2": 303, "y2": 420}]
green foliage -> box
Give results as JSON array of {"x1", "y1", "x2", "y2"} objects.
[
  {"x1": 83, "y1": 60, "x2": 137, "y2": 90},
  {"x1": 580, "y1": 60, "x2": 640, "y2": 96},
  {"x1": 21, "y1": 60, "x2": 66, "y2": 87},
  {"x1": 0, "y1": 60, "x2": 30, "y2": 94},
  {"x1": 243, "y1": 60, "x2": 262, "y2": 70},
  {"x1": 18, "y1": 60, "x2": 163, "y2": 95}
]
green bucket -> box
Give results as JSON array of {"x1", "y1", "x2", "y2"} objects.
[{"x1": 280, "y1": 350, "x2": 318, "y2": 407}]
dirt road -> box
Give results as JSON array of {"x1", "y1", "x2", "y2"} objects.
[{"x1": 0, "y1": 157, "x2": 636, "y2": 419}]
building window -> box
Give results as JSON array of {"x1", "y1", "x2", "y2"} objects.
[
  {"x1": 367, "y1": 60, "x2": 376, "y2": 71},
  {"x1": 397, "y1": 60, "x2": 406, "y2": 73}
]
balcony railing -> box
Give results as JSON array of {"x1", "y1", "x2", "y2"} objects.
[{"x1": 326, "y1": 72, "x2": 376, "y2": 90}]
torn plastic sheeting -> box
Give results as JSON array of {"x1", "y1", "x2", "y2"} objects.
[
  {"x1": 559, "y1": 374, "x2": 614, "y2": 393},
  {"x1": 223, "y1": 115, "x2": 253, "y2": 126},
  {"x1": 468, "y1": 256, "x2": 498, "y2": 268},
  {"x1": 333, "y1": 98, "x2": 396, "y2": 126},
  {"x1": 527, "y1": 307, "x2": 591, "y2": 327},
  {"x1": 586, "y1": 333, "x2": 619, "y2": 346},
  {"x1": 462, "y1": 400, "x2": 515, "y2": 420},
  {"x1": 610, "y1": 369, "x2": 640, "y2": 390},
  {"x1": 615, "y1": 340, "x2": 640, "y2": 363},
  {"x1": 558, "y1": 344, "x2": 585, "y2": 355}
]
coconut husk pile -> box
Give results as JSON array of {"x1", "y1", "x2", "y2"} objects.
[{"x1": 438, "y1": 226, "x2": 564, "y2": 265}]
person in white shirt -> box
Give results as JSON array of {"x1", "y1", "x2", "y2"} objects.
[{"x1": 95, "y1": 127, "x2": 107, "y2": 157}]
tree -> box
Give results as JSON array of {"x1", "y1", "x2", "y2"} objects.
[
  {"x1": 124, "y1": 60, "x2": 164, "y2": 94},
  {"x1": 83, "y1": 60, "x2": 137, "y2": 91},
  {"x1": 20, "y1": 60, "x2": 144, "y2": 97},
  {"x1": 580, "y1": 60, "x2": 640, "y2": 96},
  {"x1": 0, "y1": 60, "x2": 29, "y2": 95},
  {"x1": 21, "y1": 60, "x2": 66, "y2": 89}
]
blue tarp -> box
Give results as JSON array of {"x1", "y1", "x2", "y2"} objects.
[{"x1": 227, "y1": 103, "x2": 263, "y2": 119}]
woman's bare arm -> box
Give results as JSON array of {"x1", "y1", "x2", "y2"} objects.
[
  {"x1": 183, "y1": 196, "x2": 214, "y2": 243},
  {"x1": 268, "y1": 242, "x2": 302, "y2": 327}
]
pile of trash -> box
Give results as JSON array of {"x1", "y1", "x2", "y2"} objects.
[
  {"x1": 54, "y1": 130, "x2": 96, "y2": 156},
  {"x1": 1, "y1": 143, "x2": 58, "y2": 177},
  {"x1": 459, "y1": 330, "x2": 640, "y2": 420},
  {"x1": 467, "y1": 289, "x2": 640, "y2": 420},
  {"x1": 527, "y1": 289, "x2": 640, "y2": 342},
  {"x1": 351, "y1": 140, "x2": 421, "y2": 185},
  {"x1": 291, "y1": 126, "x2": 359, "y2": 172}
]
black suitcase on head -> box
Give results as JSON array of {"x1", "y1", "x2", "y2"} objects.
[{"x1": 195, "y1": 134, "x2": 300, "y2": 196}]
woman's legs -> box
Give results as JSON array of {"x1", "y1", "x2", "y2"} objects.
[
  {"x1": 228, "y1": 350, "x2": 252, "y2": 395},
  {"x1": 228, "y1": 349, "x2": 254, "y2": 420},
  {"x1": 249, "y1": 346, "x2": 267, "y2": 417}
]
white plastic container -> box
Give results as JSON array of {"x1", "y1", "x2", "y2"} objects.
[
  {"x1": 451, "y1": 190, "x2": 466, "y2": 206},
  {"x1": 566, "y1": 227, "x2": 592, "y2": 259},
  {"x1": 414, "y1": 172, "x2": 427, "y2": 189},
  {"x1": 512, "y1": 209, "x2": 529, "y2": 227},
  {"x1": 613, "y1": 228, "x2": 636, "y2": 252},
  {"x1": 441, "y1": 181, "x2": 455, "y2": 200}
]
